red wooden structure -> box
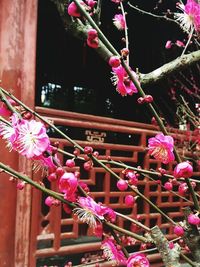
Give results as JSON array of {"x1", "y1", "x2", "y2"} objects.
[
  {"x1": 0, "y1": 1, "x2": 199, "y2": 266},
  {"x1": 30, "y1": 107, "x2": 199, "y2": 266},
  {"x1": 0, "y1": 1, "x2": 38, "y2": 266}
]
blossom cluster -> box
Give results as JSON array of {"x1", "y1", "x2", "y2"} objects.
[
  {"x1": 101, "y1": 237, "x2": 149, "y2": 266},
  {"x1": 0, "y1": 0, "x2": 199, "y2": 266}
]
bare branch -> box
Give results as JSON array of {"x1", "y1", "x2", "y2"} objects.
[
  {"x1": 52, "y1": 0, "x2": 200, "y2": 88},
  {"x1": 140, "y1": 50, "x2": 200, "y2": 86},
  {"x1": 127, "y1": 1, "x2": 177, "y2": 24}
]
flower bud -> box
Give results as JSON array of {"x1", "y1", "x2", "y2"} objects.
[
  {"x1": 137, "y1": 97, "x2": 145, "y2": 104},
  {"x1": 17, "y1": 181, "x2": 26, "y2": 190},
  {"x1": 173, "y1": 225, "x2": 184, "y2": 236},
  {"x1": 56, "y1": 167, "x2": 65, "y2": 177},
  {"x1": 108, "y1": 56, "x2": 121, "y2": 68},
  {"x1": 188, "y1": 213, "x2": 200, "y2": 225},
  {"x1": 158, "y1": 167, "x2": 167, "y2": 175},
  {"x1": 144, "y1": 95, "x2": 153, "y2": 103},
  {"x1": 86, "y1": 0, "x2": 96, "y2": 8},
  {"x1": 121, "y1": 48, "x2": 129, "y2": 58},
  {"x1": 47, "y1": 172, "x2": 57, "y2": 182},
  {"x1": 173, "y1": 161, "x2": 193, "y2": 178},
  {"x1": 124, "y1": 195, "x2": 135, "y2": 206},
  {"x1": 84, "y1": 146, "x2": 93, "y2": 154},
  {"x1": 83, "y1": 160, "x2": 93, "y2": 171},
  {"x1": 87, "y1": 29, "x2": 98, "y2": 39},
  {"x1": 117, "y1": 179, "x2": 128, "y2": 191},
  {"x1": 169, "y1": 242, "x2": 174, "y2": 249},
  {"x1": 45, "y1": 196, "x2": 54, "y2": 207},
  {"x1": 164, "y1": 181, "x2": 173, "y2": 191},
  {"x1": 67, "y1": 2, "x2": 81, "y2": 17},
  {"x1": 178, "y1": 182, "x2": 188, "y2": 195},
  {"x1": 65, "y1": 159, "x2": 75, "y2": 168},
  {"x1": 87, "y1": 37, "x2": 99, "y2": 48}
]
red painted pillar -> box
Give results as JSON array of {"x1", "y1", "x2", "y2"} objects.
[{"x1": 0, "y1": 0, "x2": 38, "y2": 266}]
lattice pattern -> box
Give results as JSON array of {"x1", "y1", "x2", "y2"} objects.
[{"x1": 32, "y1": 108, "x2": 200, "y2": 265}]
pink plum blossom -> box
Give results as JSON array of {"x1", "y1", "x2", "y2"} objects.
[
  {"x1": 111, "y1": 65, "x2": 138, "y2": 96},
  {"x1": 173, "y1": 161, "x2": 193, "y2": 178},
  {"x1": 73, "y1": 196, "x2": 116, "y2": 228},
  {"x1": 148, "y1": 133, "x2": 175, "y2": 164},
  {"x1": 101, "y1": 238, "x2": 126, "y2": 265},
  {"x1": 127, "y1": 253, "x2": 150, "y2": 267},
  {"x1": 15, "y1": 119, "x2": 50, "y2": 158},
  {"x1": 175, "y1": 0, "x2": 200, "y2": 34},
  {"x1": 113, "y1": 14, "x2": 126, "y2": 30}
]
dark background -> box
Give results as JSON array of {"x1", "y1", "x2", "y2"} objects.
[{"x1": 35, "y1": 0, "x2": 199, "y2": 127}]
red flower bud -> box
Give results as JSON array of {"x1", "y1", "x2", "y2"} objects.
[
  {"x1": 83, "y1": 160, "x2": 93, "y2": 171},
  {"x1": 87, "y1": 29, "x2": 98, "y2": 39},
  {"x1": 174, "y1": 161, "x2": 193, "y2": 178},
  {"x1": 137, "y1": 97, "x2": 145, "y2": 104},
  {"x1": 65, "y1": 159, "x2": 75, "y2": 168},
  {"x1": 84, "y1": 146, "x2": 93, "y2": 154},
  {"x1": 144, "y1": 95, "x2": 153, "y2": 103},
  {"x1": 108, "y1": 56, "x2": 121, "y2": 68}
]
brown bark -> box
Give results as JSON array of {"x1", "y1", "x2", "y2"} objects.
[{"x1": 151, "y1": 226, "x2": 181, "y2": 267}]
